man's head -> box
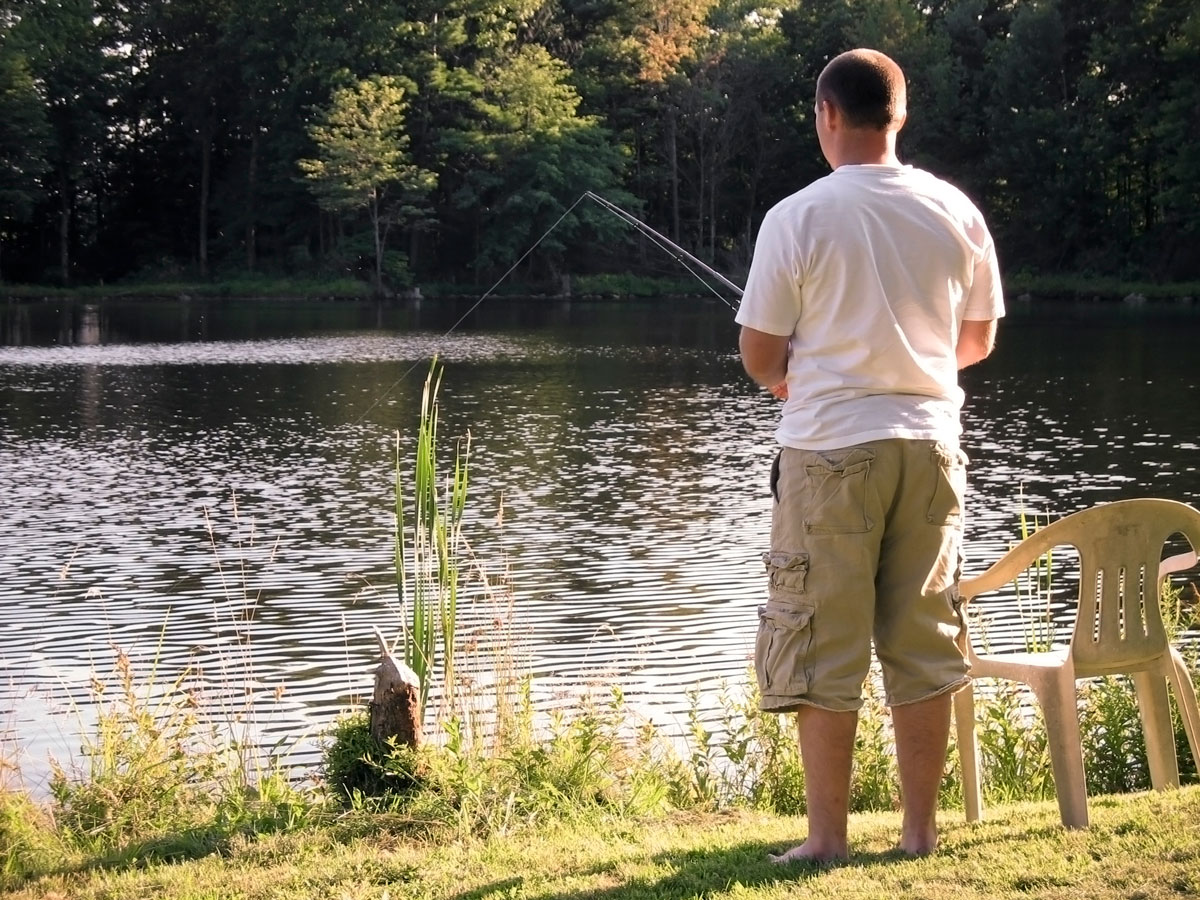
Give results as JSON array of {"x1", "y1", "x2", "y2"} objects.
[{"x1": 815, "y1": 49, "x2": 907, "y2": 133}]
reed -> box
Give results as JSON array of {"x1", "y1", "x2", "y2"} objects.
[
  {"x1": 394, "y1": 358, "x2": 471, "y2": 722},
  {"x1": 1014, "y1": 489, "x2": 1057, "y2": 653},
  {"x1": 7, "y1": 366, "x2": 1199, "y2": 889}
]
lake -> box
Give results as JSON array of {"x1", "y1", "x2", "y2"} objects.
[{"x1": 2, "y1": 294, "x2": 1198, "y2": 789}]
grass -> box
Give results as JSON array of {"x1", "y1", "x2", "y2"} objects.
[
  {"x1": 4, "y1": 583, "x2": 1199, "y2": 900},
  {"x1": 5, "y1": 376, "x2": 1200, "y2": 897},
  {"x1": 2, "y1": 788, "x2": 1199, "y2": 899}
]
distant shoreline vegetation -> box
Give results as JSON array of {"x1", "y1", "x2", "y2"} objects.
[{"x1": 3, "y1": 272, "x2": 1199, "y2": 305}]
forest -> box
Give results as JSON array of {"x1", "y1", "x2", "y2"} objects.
[{"x1": 1, "y1": 0, "x2": 1198, "y2": 293}]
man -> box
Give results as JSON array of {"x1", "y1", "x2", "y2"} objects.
[{"x1": 736, "y1": 48, "x2": 1003, "y2": 862}]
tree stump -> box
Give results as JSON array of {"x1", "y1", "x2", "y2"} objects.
[{"x1": 369, "y1": 627, "x2": 423, "y2": 749}]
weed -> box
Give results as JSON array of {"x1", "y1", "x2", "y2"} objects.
[
  {"x1": 850, "y1": 678, "x2": 899, "y2": 812},
  {"x1": 1080, "y1": 675, "x2": 1149, "y2": 794},
  {"x1": 1014, "y1": 490, "x2": 1057, "y2": 652},
  {"x1": 973, "y1": 679, "x2": 1055, "y2": 804},
  {"x1": 394, "y1": 357, "x2": 471, "y2": 724}
]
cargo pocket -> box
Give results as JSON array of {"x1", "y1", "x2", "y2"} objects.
[
  {"x1": 755, "y1": 602, "x2": 815, "y2": 695},
  {"x1": 763, "y1": 550, "x2": 809, "y2": 597},
  {"x1": 927, "y1": 444, "x2": 967, "y2": 526},
  {"x1": 803, "y1": 447, "x2": 874, "y2": 534}
]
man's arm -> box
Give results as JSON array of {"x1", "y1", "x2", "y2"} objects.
[
  {"x1": 956, "y1": 318, "x2": 997, "y2": 370},
  {"x1": 739, "y1": 326, "x2": 791, "y2": 391}
]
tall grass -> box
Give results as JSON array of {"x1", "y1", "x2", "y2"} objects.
[
  {"x1": 394, "y1": 358, "x2": 470, "y2": 722},
  {"x1": 1014, "y1": 490, "x2": 1057, "y2": 652},
  {"x1": 1, "y1": 500, "x2": 317, "y2": 890},
  {"x1": 6, "y1": 366, "x2": 1200, "y2": 890}
]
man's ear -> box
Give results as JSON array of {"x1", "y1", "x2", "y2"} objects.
[{"x1": 819, "y1": 98, "x2": 839, "y2": 131}]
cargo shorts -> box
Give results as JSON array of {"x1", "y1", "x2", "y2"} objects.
[{"x1": 754, "y1": 439, "x2": 971, "y2": 713}]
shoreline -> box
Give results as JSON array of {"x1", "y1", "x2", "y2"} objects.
[{"x1": 3, "y1": 275, "x2": 1200, "y2": 306}]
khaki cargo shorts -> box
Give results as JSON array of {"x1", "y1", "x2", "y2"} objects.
[{"x1": 754, "y1": 439, "x2": 970, "y2": 712}]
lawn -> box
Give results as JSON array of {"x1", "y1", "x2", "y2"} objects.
[{"x1": 6, "y1": 787, "x2": 1198, "y2": 900}]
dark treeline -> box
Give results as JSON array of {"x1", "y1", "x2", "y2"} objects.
[{"x1": 1, "y1": 0, "x2": 1198, "y2": 292}]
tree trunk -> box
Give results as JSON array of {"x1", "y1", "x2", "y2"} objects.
[
  {"x1": 246, "y1": 131, "x2": 259, "y2": 272},
  {"x1": 668, "y1": 107, "x2": 680, "y2": 242},
  {"x1": 58, "y1": 172, "x2": 71, "y2": 285},
  {"x1": 369, "y1": 628, "x2": 423, "y2": 748},
  {"x1": 198, "y1": 133, "x2": 212, "y2": 279},
  {"x1": 371, "y1": 189, "x2": 384, "y2": 292},
  {"x1": 709, "y1": 169, "x2": 717, "y2": 262}
]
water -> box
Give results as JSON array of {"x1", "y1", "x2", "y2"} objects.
[{"x1": 2, "y1": 295, "x2": 1198, "y2": 789}]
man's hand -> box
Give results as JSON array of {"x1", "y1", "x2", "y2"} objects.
[
  {"x1": 739, "y1": 326, "x2": 791, "y2": 389},
  {"x1": 769, "y1": 381, "x2": 789, "y2": 400}
]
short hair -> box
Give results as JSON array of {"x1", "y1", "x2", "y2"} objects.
[{"x1": 815, "y1": 49, "x2": 906, "y2": 131}]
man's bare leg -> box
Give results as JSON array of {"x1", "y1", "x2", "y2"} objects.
[
  {"x1": 770, "y1": 706, "x2": 858, "y2": 863},
  {"x1": 891, "y1": 691, "x2": 952, "y2": 855}
]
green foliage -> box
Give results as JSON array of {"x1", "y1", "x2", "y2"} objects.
[
  {"x1": 571, "y1": 273, "x2": 701, "y2": 297},
  {"x1": 0, "y1": 777, "x2": 59, "y2": 890},
  {"x1": 395, "y1": 358, "x2": 471, "y2": 722},
  {"x1": 321, "y1": 712, "x2": 424, "y2": 806},
  {"x1": 1080, "y1": 676, "x2": 1149, "y2": 795},
  {"x1": 446, "y1": 43, "x2": 631, "y2": 281},
  {"x1": 8, "y1": 647, "x2": 1200, "y2": 884},
  {"x1": 0, "y1": 45, "x2": 50, "y2": 241},
  {"x1": 299, "y1": 74, "x2": 437, "y2": 289},
  {"x1": 300, "y1": 76, "x2": 426, "y2": 215},
  {"x1": 850, "y1": 680, "x2": 899, "y2": 812},
  {"x1": 48, "y1": 648, "x2": 220, "y2": 853},
  {"x1": 321, "y1": 685, "x2": 675, "y2": 834},
  {"x1": 5, "y1": 0, "x2": 1200, "y2": 285},
  {"x1": 973, "y1": 680, "x2": 1055, "y2": 805},
  {"x1": 42, "y1": 643, "x2": 318, "y2": 866}
]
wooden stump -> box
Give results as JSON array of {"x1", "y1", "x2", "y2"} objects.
[{"x1": 369, "y1": 627, "x2": 423, "y2": 749}]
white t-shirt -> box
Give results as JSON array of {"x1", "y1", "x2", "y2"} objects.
[{"x1": 735, "y1": 164, "x2": 1005, "y2": 451}]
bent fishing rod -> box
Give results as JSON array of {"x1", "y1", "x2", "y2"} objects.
[
  {"x1": 353, "y1": 191, "x2": 744, "y2": 422},
  {"x1": 581, "y1": 191, "x2": 744, "y2": 305}
]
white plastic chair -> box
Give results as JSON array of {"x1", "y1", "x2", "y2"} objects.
[{"x1": 954, "y1": 498, "x2": 1200, "y2": 829}]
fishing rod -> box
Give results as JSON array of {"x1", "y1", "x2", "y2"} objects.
[
  {"x1": 353, "y1": 190, "x2": 744, "y2": 422},
  {"x1": 582, "y1": 191, "x2": 744, "y2": 306}
]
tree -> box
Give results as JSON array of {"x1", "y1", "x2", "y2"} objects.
[
  {"x1": 444, "y1": 43, "x2": 632, "y2": 283},
  {"x1": 299, "y1": 75, "x2": 436, "y2": 290},
  {"x1": 1154, "y1": 3, "x2": 1200, "y2": 276},
  {"x1": 9, "y1": 0, "x2": 110, "y2": 284},
  {"x1": 0, "y1": 41, "x2": 50, "y2": 281}
]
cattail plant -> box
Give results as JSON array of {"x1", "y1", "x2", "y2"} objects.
[{"x1": 395, "y1": 358, "x2": 471, "y2": 723}]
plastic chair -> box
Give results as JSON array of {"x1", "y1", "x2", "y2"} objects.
[{"x1": 954, "y1": 498, "x2": 1200, "y2": 829}]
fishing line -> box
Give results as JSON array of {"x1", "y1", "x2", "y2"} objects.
[
  {"x1": 581, "y1": 191, "x2": 744, "y2": 309},
  {"x1": 352, "y1": 191, "x2": 743, "y2": 423},
  {"x1": 352, "y1": 192, "x2": 591, "y2": 423}
]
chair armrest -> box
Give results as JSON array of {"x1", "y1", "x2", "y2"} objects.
[
  {"x1": 958, "y1": 531, "x2": 1064, "y2": 602},
  {"x1": 1159, "y1": 551, "x2": 1198, "y2": 580}
]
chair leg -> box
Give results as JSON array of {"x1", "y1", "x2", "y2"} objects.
[
  {"x1": 1035, "y1": 674, "x2": 1089, "y2": 829},
  {"x1": 1132, "y1": 670, "x2": 1180, "y2": 790},
  {"x1": 954, "y1": 682, "x2": 982, "y2": 822},
  {"x1": 1167, "y1": 648, "x2": 1200, "y2": 770}
]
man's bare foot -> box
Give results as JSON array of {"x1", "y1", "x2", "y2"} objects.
[
  {"x1": 896, "y1": 830, "x2": 937, "y2": 856},
  {"x1": 768, "y1": 839, "x2": 849, "y2": 864}
]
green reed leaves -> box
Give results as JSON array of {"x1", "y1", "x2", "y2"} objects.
[
  {"x1": 1015, "y1": 489, "x2": 1057, "y2": 653},
  {"x1": 395, "y1": 357, "x2": 471, "y2": 721}
]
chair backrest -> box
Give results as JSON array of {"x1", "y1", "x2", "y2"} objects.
[{"x1": 1023, "y1": 499, "x2": 1200, "y2": 675}]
